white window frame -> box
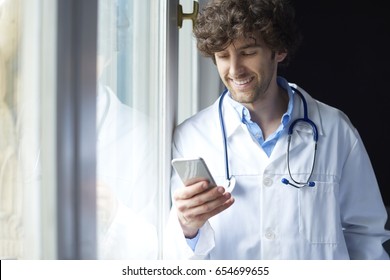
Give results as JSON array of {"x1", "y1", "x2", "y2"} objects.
[{"x1": 178, "y1": 0, "x2": 222, "y2": 125}]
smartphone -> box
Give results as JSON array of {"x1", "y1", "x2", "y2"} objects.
[{"x1": 171, "y1": 157, "x2": 217, "y2": 187}]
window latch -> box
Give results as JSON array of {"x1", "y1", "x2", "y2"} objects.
[{"x1": 177, "y1": 1, "x2": 199, "y2": 29}]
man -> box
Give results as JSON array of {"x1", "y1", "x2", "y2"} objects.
[{"x1": 163, "y1": 0, "x2": 390, "y2": 259}]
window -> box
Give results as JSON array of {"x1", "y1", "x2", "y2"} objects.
[
  {"x1": 0, "y1": 0, "x2": 177, "y2": 260},
  {"x1": 96, "y1": 0, "x2": 161, "y2": 259}
]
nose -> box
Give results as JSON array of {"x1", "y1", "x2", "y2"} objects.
[{"x1": 229, "y1": 56, "x2": 245, "y2": 78}]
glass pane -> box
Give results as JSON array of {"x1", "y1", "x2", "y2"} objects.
[
  {"x1": 96, "y1": 0, "x2": 159, "y2": 259},
  {"x1": 0, "y1": 0, "x2": 22, "y2": 259},
  {"x1": 1, "y1": 0, "x2": 56, "y2": 259}
]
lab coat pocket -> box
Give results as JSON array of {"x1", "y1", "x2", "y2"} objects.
[{"x1": 298, "y1": 180, "x2": 339, "y2": 244}]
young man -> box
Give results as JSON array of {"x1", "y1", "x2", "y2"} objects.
[{"x1": 164, "y1": 0, "x2": 390, "y2": 259}]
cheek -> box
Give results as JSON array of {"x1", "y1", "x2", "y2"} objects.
[{"x1": 216, "y1": 63, "x2": 228, "y2": 78}]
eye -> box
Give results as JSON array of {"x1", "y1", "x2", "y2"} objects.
[
  {"x1": 242, "y1": 51, "x2": 256, "y2": 56},
  {"x1": 216, "y1": 53, "x2": 229, "y2": 59}
]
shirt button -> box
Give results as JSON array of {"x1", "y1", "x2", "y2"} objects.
[
  {"x1": 263, "y1": 177, "x2": 273, "y2": 187},
  {"x1": 265, "y1": 229, "x2": 275, "y2": 240}
]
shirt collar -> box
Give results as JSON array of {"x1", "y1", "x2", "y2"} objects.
[{"x1": 277, "y1": 76, "x2": 294, "y2": 127}]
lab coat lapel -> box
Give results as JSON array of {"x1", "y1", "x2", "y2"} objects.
[
  {"x1": 270, "y1": 86, "x2": 323, "y2": 165},
  {"x1": 218, "y1": 95, "x2": 244, "y2": 139},
  {"x1": 289, "y1": 84, "x2": 324, "y2": 138}
]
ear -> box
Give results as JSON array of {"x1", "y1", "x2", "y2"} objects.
[{"x1": 275, "y1": 51, "x2": 287, "y2": 63}]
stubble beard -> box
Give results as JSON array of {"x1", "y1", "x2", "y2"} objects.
[{"x1": 229, "y1": 77, "x2": 272, "y2": 105}]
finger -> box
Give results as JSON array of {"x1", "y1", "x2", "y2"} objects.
[
  {"x1": 180, "y1": 194, "x2": 235, "y2": 229},
  {"x1": 196, "y1": 195, "x2": 235, "y2": 222},
  {"x1": 173, "y1": 180, "x2": 212, "y2": 200},
  {"x1": 185, "y1": 191, "x2": 233, "y2": 219},
  {"x1": 175, "y1": 185, "x2": 227, "y2": 212},
  {"x1": 184, "y1": 186, "x2": 227, "y2": 209}
]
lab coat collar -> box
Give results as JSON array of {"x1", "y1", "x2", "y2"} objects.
[
  {"x1": 217, "y1": 83, "x2": 324, "y2": 141},
  {"x1": 288, "y1": 83, "x2": 324, "y2": 138},
  {"x1": 217, "y1": 92, "x2": 244, "y2": 139}
]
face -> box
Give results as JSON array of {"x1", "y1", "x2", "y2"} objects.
[{"x1": 215, "y1": 34, "x2": 286, "y2": 106}]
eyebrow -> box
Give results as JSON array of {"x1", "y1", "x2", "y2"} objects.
[
  {"x1": 216, "y1": 39, "x2": 260, "y2": 54},
  {"x1": 236, "y1": 43, "x2": 259, "y2": 50},
  {"x1": 231, "y1": 42, "x2": 261, "y2": 52}
]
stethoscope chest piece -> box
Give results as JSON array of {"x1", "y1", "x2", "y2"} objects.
[{"x1": 223, "y1": 176, "x2": 236, "y2": 193}]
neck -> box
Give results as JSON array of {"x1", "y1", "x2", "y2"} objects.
[{"x1": 249, "y1": 85, "x2": 288, "y2": 140}]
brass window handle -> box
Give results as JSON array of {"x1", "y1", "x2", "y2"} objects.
[{"x1": 177, "y1": 1, "x2": 199, "y2": 29}]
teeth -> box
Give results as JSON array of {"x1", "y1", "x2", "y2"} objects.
[{"x1": 233, "y1": 78, "x2": 252, "y2": 85}]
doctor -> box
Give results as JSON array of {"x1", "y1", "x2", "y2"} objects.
[{"x1": 163, "y1": 0, "x2": 390, "y2": 259}]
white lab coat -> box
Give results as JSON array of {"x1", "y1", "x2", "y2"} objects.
[{"x1": 163, "y1": 83, "x2": 390, "y2": 260}]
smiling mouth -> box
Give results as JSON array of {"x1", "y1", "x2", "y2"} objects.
[{"x1": 231, "y1": 77, "x2": 254, "y2": 86}]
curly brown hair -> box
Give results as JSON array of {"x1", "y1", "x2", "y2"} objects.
[{"x1": 193, "y1": 0, "x2": 302, "y2": 66}]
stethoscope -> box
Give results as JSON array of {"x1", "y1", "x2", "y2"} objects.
[{"x1": 218, "y1": 86, "x2": 318, "y2": 190}]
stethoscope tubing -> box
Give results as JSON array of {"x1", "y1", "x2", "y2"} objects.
[
  {"x1": 218, "y1": 86, "x2": 318, "y2": 188},
  {"x1": 218, "y1": 89, "x2": 231, "y2": 181}
]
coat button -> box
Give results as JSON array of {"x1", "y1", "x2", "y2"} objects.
[{"x1": 265, "y1": 229, "x2": 275, "y2": 240}]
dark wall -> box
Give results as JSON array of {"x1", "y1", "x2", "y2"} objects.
[{"x1": 281, "y1": 2, "x2": 389, "y2": 206}]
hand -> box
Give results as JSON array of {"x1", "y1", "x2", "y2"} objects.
[
  {"x1": 173, "y1": 180, "x2": 234, "y2": 238},
  {"x1": 97, "y1": 182, "x2": 118, "y2": 233}
]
